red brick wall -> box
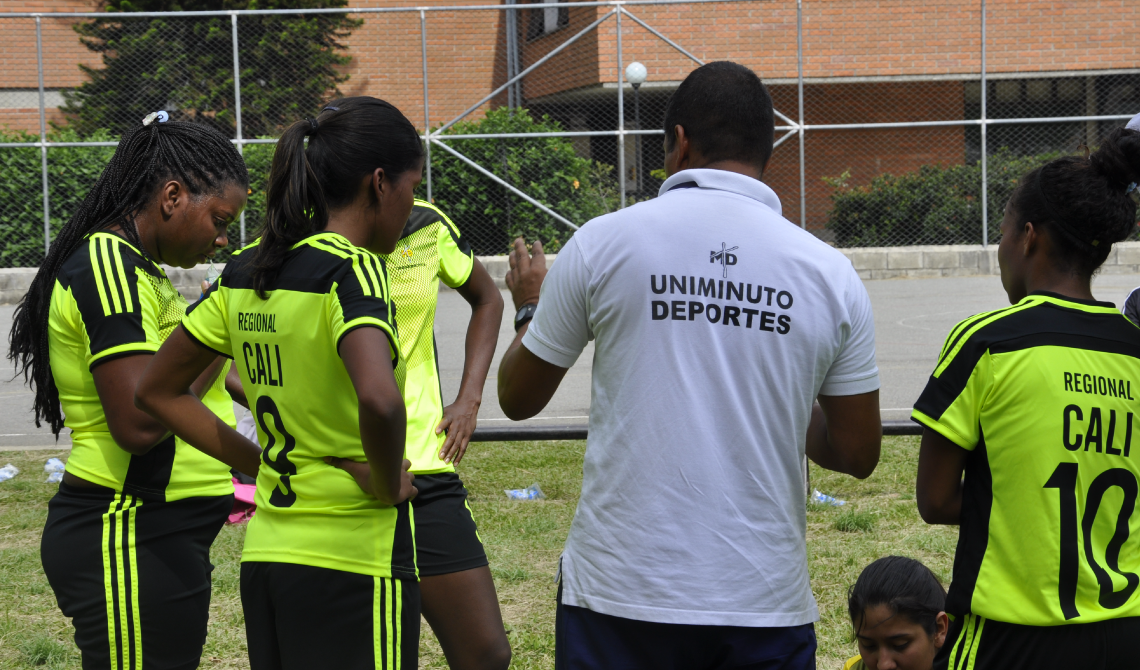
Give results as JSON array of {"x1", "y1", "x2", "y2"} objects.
[
  {"x1": 4, "y1": 1, "x2": 1138, "y2": 133},
  {"x1": 764, "y1": 80, "x2": 966, "y2": 229}
]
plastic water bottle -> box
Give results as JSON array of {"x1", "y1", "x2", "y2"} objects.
[
  {"x1": 0, "y1": 463, "x2": 19, "y2": 483},
  {"x1": 44, "y1": 457, "x2": 65, "y2": 484},
  {"x1": 205, "y1": 260, "x2": 221, "y2": 286},
  {"x1": 504, "y1": 483, "x2": 545, "y2": 501},
  {"x1": 812, "y1": 489, "x2": 846, "y2": 506}
]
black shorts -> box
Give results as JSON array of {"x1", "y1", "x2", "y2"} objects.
[
  {"x1": 40, "y1": 482, "x2": 232, "y2": 670},
  {"x1": 410, "y1": 472, "x2": 488, "y2": 577},
  {"x1": 555, "y1": 582, "x2": 816, "y2": 669},
  {"x1": 241, "y1": 562, "x2": 420, "y2": 670},
  {"x1": 936, "y1": 613, "x2": 1140, "y2": 670}
]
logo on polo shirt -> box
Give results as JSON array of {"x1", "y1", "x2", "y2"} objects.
[{"x1": 710, "y1": 243, "x2": 738, "y2": 278}]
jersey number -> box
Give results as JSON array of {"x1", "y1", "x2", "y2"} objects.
[
  {"x1": 1044, "y1": 463, "x2": 1139, "y2": 619},
  {"x1": 257, "y1": 395, "x2": 298, "y2": 508}
]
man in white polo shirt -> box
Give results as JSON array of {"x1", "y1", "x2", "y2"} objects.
[{"x1": 498, "y1": 61, "x2": 882, "y2": 668}]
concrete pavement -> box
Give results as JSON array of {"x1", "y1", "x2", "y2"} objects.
[{"x1": 4, "y1": 273, "x2": 1140, "y2": 449}]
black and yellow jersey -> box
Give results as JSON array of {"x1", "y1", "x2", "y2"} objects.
[
  {"x1": 913, "y1": 292, "x2": 1140, "y2": 626},
  {"x1": 47, "y1": 231, "x2": 234, "y2": 502},
  {"x1": 380, "y1": 200, "x2": 474, "y2": 474},
  {"x1": 182, "y1": 232, "x2": 416, "y2": 579}
]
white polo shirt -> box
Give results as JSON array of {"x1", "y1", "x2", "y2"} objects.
[{"x1": 522, "y1": 168, "x2": 879, "y2": 627}]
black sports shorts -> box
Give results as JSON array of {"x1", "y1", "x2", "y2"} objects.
[
  {"x1": 555, "y1": 582, "x2": 817, "y2": 669},
  {"x1": 936, "y1": 612, "x2": 1140, "y2": 670},
  {"x1": 40, "y1": 481, "x2": 232, "y2": 670},
  {"x1": 410, "y1": 472, "x2": 488, "y2": 577},
  {"x1": 241, "y1": 562, "x2": 420, "y2": 670}
]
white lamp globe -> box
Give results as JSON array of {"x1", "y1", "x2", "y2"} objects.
[{"x1": 625, "y1": 62, "x2": 648, "y2": 86}]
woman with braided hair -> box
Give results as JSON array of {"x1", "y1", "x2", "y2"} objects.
[
  {"x1": 8, "y1": 113, "x2": 261, "y2": 669},
  {"x1": 913, "y1": 125, "x2": 1140, "y2": 669}
]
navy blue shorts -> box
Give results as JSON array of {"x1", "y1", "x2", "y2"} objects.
[{"x1": 555, "y1": 583, "x2": 817, "y2": 670}]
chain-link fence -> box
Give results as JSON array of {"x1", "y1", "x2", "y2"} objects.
[{"x1": 1, "y1": 1, "x2": 1138, "y2": 266}]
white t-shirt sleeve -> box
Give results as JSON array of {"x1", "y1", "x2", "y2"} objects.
[
  {"x1": 520, "y1": 237, "x2": 592, "y2": 369},
  {"x1": 818, "y1": 267, "x2": 880, "y2": 396}
]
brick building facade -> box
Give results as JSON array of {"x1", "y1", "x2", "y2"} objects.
[{"x1": 1, "y1": 1, "x2": 1138, "y2": 228}]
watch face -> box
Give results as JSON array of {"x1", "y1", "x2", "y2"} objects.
[{"x1": 516, "y1": 305, "x2": 532, "y2": 320}]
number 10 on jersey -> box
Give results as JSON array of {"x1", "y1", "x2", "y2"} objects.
[{"x1": 1044, "y1": 462, "x2": 1139, "y2": 620}]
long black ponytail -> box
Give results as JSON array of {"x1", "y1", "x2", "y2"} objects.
[
  {"x1": 8, "y1": 118, "x2": 248, "y2": 435},
  {"x1": 251, "y1": 96, "x2": 423, "y2": 297}
]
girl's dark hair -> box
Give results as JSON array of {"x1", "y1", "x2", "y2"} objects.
[
  {"x1": 7, "y1": 119, "x2": 248, "y2": 435},
  {"x1": 251, "y1": 96, "x2": 424, "y2": 296},
  {"x1": 1010, "y1": 127, "x2": 1140, "y2": 277},
  {"x1": 847, "y1": 556, "x2": 946, "y2": 637}
]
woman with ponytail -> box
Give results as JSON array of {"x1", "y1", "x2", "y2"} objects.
[
  {"x1": 137, "y1": 97, "x2": 423, "y2": 669},
  {"x1": 8, "y1": 114, "x2": 258, "y2": 668},
  {"x1": 912, "y1": 126, "x2": 1140, "y2": 669}
]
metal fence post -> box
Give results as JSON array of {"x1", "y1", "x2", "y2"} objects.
[
  {"x1": 616, "y1": 6, "x2": 626, "y2": 208},
  {"x1": 421, "y1": 9, "x2": 433, "y2": 202},
  {"x1": 231, "y1": 12, "x2": 246, "y2": 246},
  {"x1": 797, "y1": 0, "x2": 805, "y2": 229},
  {"x1": 505, "y1": 0, "x2": 518, "y2": 110},
  {"x1": 36, "y1": 16, "x2": 50, "y2": 256},
  {"x1": 980, "y1": 0, "x2": 988, "y2": 248}
]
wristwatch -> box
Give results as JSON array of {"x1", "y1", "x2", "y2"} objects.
[{"x1": 514, "y1": 303, "x2": 538, "y2": 332}]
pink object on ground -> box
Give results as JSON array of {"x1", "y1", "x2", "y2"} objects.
[{"x1": 227, "y1": 478, "x2": 258, "y2": 524}]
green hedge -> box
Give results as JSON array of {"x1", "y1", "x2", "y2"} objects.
[
  {"x1": 1, "y1": 111, "x2": 612, "y2": 266},
  {"x1": 824, "y1": 148, "x2": 1064, "y2": 248},
  {"x1": 0, "y1": 130, "x2": 117, "y2": 267}
]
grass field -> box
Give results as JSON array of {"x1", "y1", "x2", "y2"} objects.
[{"x1": 0, "y1": 435, "x2": 956, "y2": 669}]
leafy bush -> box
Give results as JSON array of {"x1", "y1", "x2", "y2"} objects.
[
  {"x1": 0, "y1": 130, "x2": 117, "y2": 268},
  {"x1": 824, "y1": 148, "x2": 1064, "y2": 248},
  {"x1": 425, "y1": 108, "x2": 619, "y2": 254}
]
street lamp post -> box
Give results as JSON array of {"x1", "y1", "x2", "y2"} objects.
[{"x1": 625, "y1": 61, "x2": 647, "y2": 194}]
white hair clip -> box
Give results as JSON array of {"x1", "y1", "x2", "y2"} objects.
[{"x1": 142, "y1": 110, "x2": 170, "y2": 126}]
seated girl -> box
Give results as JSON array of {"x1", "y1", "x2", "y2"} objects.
[{"x1": 843, "y1": 556, "x2": 948, "y2": 670}]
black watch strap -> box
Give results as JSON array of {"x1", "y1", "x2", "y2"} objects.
[{"x1": 514, "y1": 303, "x2": 538, "y2": 332}]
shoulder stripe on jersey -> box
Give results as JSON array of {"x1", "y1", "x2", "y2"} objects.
[
  {"x1": 101, "y1": 237, "x2": 126, "y2": 314},
  {"x1": 359, "y1": 255, "x2": 383, "y2": 298},
  {"x1": 308, "y1": 236, "x2": 389, "y2": 299},
  {"x1": 111, "y1": 238, "x2": 134, "y2": 313},
  {"x1": 88, "y1": 235, "x2": 142, "y2": 317},
  {"x1": 305, "y1": 238, "x2": 352, "y2": 259},
  {"x1": 937, "y1": 304, "x2": 1021, "y2": 366},
  {"x1": 376, "y1": 255, "x2": 394, "y2": 298},
  {"x1": 934, "y1": 300, "x2": 1040, "y2": 377},
  {"x1": 89, "y1": 238, "x2": 113, "y2": 317}
]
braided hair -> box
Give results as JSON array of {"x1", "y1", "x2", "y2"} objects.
[
  {"x1": 250, "y1": 96, "x2": 423, "y2": 297},
  {"x1": 1010, "y1": 126, "x2": 1140, "y2": 277},
  {"x1": 7, "y1": 118, "x2": 248, "y2": 435}
]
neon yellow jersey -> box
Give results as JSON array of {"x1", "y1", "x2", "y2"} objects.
[
  {"x1": 380, "y1": 201, "x2": 474, "y2": 474},
  {"x1": 182, "y1": 233, "x2": 416, "y2": 579},
  {"x1": 841, "y1": 655, "x2": 865, "y2": 670},
  {"x1": 913, "y1": 292, "x2": 1140, "y2": 626},
  {"x1": 47, "y1": 231, "x2": 234, "y2": 502}
]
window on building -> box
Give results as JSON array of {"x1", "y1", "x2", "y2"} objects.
[
  {"x1": 964, "y1": 73, "x2": 1140, "y2": 162},
  {"x1": 528, "y1": 0, "x2": 569, "y2": 40}
]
